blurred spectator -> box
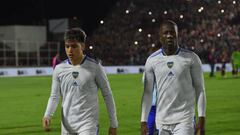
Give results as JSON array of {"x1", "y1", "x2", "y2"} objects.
[
  {"x1": 52, "y1": 53, "x2": 61, "y2": 69},
  {"x1": 220, "y1": 49, "x2": 230, "y2": 77},
  {"x1": 208, "y1": 47, "x2": 217, "y2": 77},
  {"x1": 231, "y1": 49, "x2": 240, "y2": 77}
]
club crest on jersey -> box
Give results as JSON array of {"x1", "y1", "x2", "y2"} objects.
[
  {"x1": 167, "y1": 62, "x2": 174, "y2": 68},
  {"x1": 72, "y1": 72, "x2": 79, "y2": 79}
]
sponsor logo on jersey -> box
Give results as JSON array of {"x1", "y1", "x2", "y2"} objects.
[
  {"x1": 167, "y1": 61, "x2": 174, "y2": 68},
  {"x1": 72, "y1": 81, "x2": 80, "y2": 86},
  {"x1": 72, "y1": 72, "x2": 79, "y2": 79}
]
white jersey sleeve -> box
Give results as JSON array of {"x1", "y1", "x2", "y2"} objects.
[
  {"x1": 191, "y1": 53, "x2": 206, "y2": 117},
  {"x1": 142, "y1": 72, "x2": 157, "y2": 106},
  {"x1": 44, "y1": 67, "x2": 61, "y2": 118},
  {"x1": 141, "y1": 59, "x2": 154, "y2": 122},
  {"x1": 96, "y1": 63, "x2": 118, "y2": 128}
]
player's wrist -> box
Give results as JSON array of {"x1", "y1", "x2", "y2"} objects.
[{"x1": 141, "y1": 122, "x2": 147, "y2": 126}]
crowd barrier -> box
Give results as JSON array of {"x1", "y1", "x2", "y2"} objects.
[{"x1": 0, "y1": 63, "x2": 233, "y2": 77}]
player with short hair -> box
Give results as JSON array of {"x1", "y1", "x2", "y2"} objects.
[
  {"x1": 42, "y1": 28, "x2": 118, "y2": 135},
  {"x1": 141, "y1": 20, "x2": 206, "y2": 135}
]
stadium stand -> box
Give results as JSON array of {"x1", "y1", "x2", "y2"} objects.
[
  {"x1": 86, "y1": 0, "x2": 240, "y2": 66},
  {"x1": 0, "y1": 0, "x2": 239, "y2": 67}
]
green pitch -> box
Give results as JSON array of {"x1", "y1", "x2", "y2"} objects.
[{"x1": 0, "y1": 73, "x2": 239, "y2": 135}]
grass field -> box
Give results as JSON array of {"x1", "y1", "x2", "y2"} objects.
[{"x1": 0, "y1": 73, "x2": 239, "y2": 135}]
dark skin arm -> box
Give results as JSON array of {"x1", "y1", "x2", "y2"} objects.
[
  {"x1": 140, "y1": 122, "x2": 148, "y2": 135},
  {"x1": 108, "y1": 127, "x2": 117, "y2": 135}
]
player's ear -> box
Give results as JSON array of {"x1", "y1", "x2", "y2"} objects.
[
  {"x1": 81, "y1": 43, "x2": 85, "y2": 51},
  {"x1": 159, "y1": 29, "x2": 163, "y2": 44},
  {"x1": 159, "y1": 36, "x2": 163, "y2": 44}
]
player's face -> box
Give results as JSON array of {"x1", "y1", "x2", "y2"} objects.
[
  {"x1": 160, "y1": 24, "x2": 178, "y2": 51},
  {"x1": 65, "y1": 40, "x2": 85, "y2": 62}
]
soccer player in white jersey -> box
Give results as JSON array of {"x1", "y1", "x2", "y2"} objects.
[
  {"x1": 141, "y1": 20, "x2": 206, "y2": 135},
  {"x1": 42, "y1": 28, "x2": 118, "y2": 135}
]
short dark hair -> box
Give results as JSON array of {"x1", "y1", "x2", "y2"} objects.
[
  {"x1": 64, "y1": 28, "x2": 87, "y2": 43},
  {"x1": 160, "y1": 20, "x2": 178, "y2": 29}
]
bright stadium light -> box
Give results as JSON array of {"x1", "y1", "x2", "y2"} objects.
[
  {"x1": 152, "y1": 18, "x2": 156, "y2": 23},
  {"x1": 126, "y1": 10, "x2": 130, "y2": 14},
  {"x1": 218, "y1": 0, "x2": 221, "y2": 4},
  {"x1": 180, "y1": 15, "x2": 184, "y2": 19},
  {"x1": 217, "y1": 33, "x2": 221, "y2": 37},
  {"x1": 148, "y1": 11, "x2": 152, "y2": 15},
  {"x1": 134, "y1": 41, "x2": 138, "y2": 45},
  {"x1": 233, "y1": 0, "x2": 236, "y2": 4},
  {"x1": 100, "y1": 20, "x2": 104, "y2": 24},
  {"x1": 147, "y1": 34, "x2": 151, "y2": 38},
  {"x1": 200, "y1": 39, "x2": 204, "y2": 43},
  {"x1": 138, "y1": 28, "x2": 142, "y2": 32},
  {"x1": 89, "y1": 46, "x2": 93, "y2": 50},
  {"x1": 198, "y1": 8, "x2": 202, "y2": 13},
  {"x1": 152, "y1": 43, "x2": 155, "y2": 47},
  {"x1": 198, "y1": 6, "x2": 204, "y2": 13},
  {"x1": 164, "y1": 10, "x2": 168, "y2": 15},
  {"x1": 221, "y1": 9, "x2": 224, "y2": 13}
]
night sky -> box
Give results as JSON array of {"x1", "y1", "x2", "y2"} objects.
[{"x1": 0, "y1": 0, "x2": 117, "y2": 33}]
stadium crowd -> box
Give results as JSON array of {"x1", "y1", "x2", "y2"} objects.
[{"x1": 86, "y1": 0, "x2": 240, "y2": 66}]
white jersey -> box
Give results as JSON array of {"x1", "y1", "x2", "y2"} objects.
[
  {"x1": 141, "y1": 48, "x2": 206, "y2": 128},
  {"x1": 44, "y1": 56, "x2": 118, "y2": 133}
]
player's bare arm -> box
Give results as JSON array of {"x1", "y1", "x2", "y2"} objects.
[
  {"x1": 195, "y1": 117, "x2": 205, "y2": 135},
  {"x1": 141, "y1": 122, "x2": 148, "y2": 135},
  {"x1": 109, "y1": 127, "x2": 117, "y2": 135}
]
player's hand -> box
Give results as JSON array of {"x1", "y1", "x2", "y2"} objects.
[
  {"x1": 195, "y1": 117, "x2": 205, "y2": 135},
  {"x1": 42, "y1": 117, "x2": 51, "y2": 132},
  {"x1": 141, "y1": 122, "x2": 148, "y2": 135},
  {"x1": 108, "y1": 127, "x2": 117, "y2": 135}
]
